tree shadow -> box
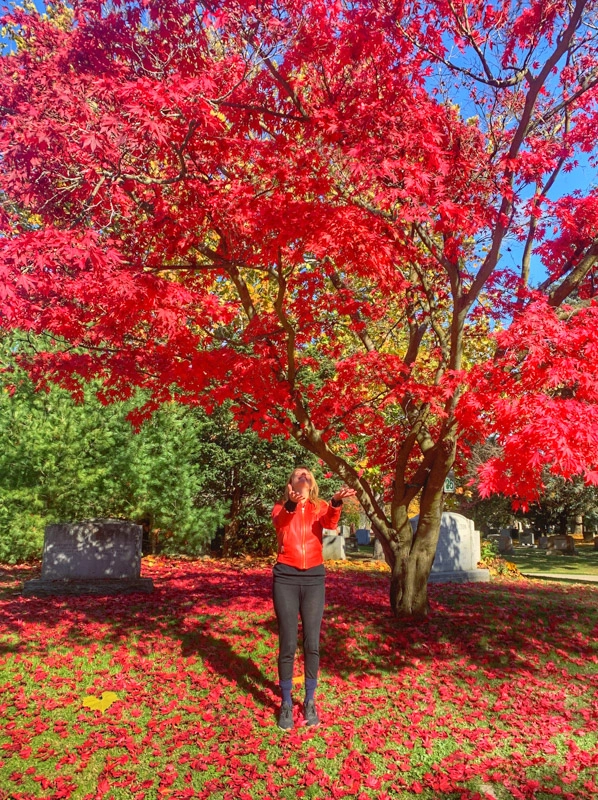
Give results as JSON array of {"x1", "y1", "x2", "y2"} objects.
[
  {"x1": 507, "y1": 542, "x2": 598, "y2": 575},
  {"x1": 322, "y1": 568, "x2": 598, "y2": 681},
  {"x1": 1, "y1": 561, "x2": 283, "y2": 712},
  {"x1": 1, "y1": 559, "x2": 597, "y2": 702},
  {"x1": 178, "y1": 614, "x2": 279, "y2": 710}
]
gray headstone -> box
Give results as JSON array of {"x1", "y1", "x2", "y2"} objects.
[
  {"x1": 520, "y1": 531, "x2": 535, "y2": 546},
  {"x1": 322, "y1": 533, "x2": 345, "y2": 560},
  {"x1": 546, "y1": 534, "x2": 576, "y2": 555},
  {"x1": 411, "y1": 512, "x2": 490, "y2": 584},
  {"x1": 23, "y1": 519, "x2": 153, "y2": 597},
  {"x1": 41, "y1": 519, "x2": 142, "y2": 579},
  {"x1": 498, "y1": 530, "x2": 514, "y2": 554},
  {"x1": 372, "y1": 537, "x2": 386, "y2": 562}
]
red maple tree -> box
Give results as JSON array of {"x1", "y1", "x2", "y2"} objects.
[{"x1": 2, "y1": 0, "x2": 598, "y2": 617}]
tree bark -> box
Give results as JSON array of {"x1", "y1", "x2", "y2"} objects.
[
  {"x1": 386, "y1": 441, "x2": 454, "y2": 618},
  {"x1": 390, "y1": 546, "x2": 434, "y2": 618},
  {"x1": 221, "y1": 478, "x2": 243, "y2": 558},
  {"x1": 387, "y1": 505, "x2": 444, "y2": 618}
]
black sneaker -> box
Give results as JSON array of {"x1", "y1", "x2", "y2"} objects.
[
  {"x1": 278, "y1": 703, "x2": 294, "y2": 730},
  {"x1": 303, "y1": 699, "x2": 320, "y2": 727}
]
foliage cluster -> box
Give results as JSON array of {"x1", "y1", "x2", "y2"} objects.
[
  {"x1": 478, "y1": 539, "x2": 522, "y2": 579},
  {"x1": 0, "y1": 355, "x2": 226, "y2": 561}
]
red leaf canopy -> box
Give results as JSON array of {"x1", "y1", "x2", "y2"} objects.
[{"x1": 2, "y1": 0, "x2": 598, "y2": 507}]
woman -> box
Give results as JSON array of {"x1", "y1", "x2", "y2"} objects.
[{"x1": 272, "y1": 466, "x2": 356, "y2": 729}]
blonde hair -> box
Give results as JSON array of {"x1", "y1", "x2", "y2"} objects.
[{"x1": 283, "y1": 466, "x2": 320, "y2": 504}]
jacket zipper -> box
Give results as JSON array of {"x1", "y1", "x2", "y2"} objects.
[{"x1": 301, "y1": 504, "x2": 306, "y2": 569}]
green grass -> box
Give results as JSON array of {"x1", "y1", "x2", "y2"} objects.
[
  {"x1": 0, "y1": 558, "x2": 597, "y2": 800},
  {"x1": 506, "y1": 540, "x2": 598, "y2": 576}
]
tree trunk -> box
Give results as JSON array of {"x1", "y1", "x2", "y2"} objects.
[
  {"x1": 577, "y1": 514, "x2": 592, "y2": 541},
  {"x1": 390, "y1": 547, "x2": 435, "y2": 618},
  {"x1": 386, "y1": 443, "x2": 452, "y2": 618},
  {"x1": 221, "y1": 478, "x2": 243, "y2": 558},
  {"x1": 387, "y1": 513, "x2": 443, "y2": 618}
]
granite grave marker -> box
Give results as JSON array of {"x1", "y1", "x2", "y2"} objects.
[{"x1": 23, "y1": 519, "x2": 154, "y2": 597}]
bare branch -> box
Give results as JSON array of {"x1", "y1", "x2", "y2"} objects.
[
  {"x1": 271, "y1": 250, "x2": 297, "y2": 387},
  {"x1": 465, "y1": 0, "x2": 590, "y2": 311}
]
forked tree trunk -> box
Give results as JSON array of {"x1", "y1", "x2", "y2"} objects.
[
  {"x1": 384, "y1": 457, "x2": 449, "y2": 619},
  {"x1": 387, "y1": 516, "x2": 443, "y2": 618},
  {"x1": 389, "y1": 550, "x2": 434, "y2": 618}
]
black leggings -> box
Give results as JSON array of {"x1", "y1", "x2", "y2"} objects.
[{"x1": 272, "y1": 580, "x2": 325, "y2": 683}]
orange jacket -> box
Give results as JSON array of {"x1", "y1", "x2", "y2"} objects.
[{"x1": 272, "y1": 499, "x2": 342, "y2": 569}]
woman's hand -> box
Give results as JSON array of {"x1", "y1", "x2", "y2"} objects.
[
  {"x1": 332, "y1": 486, "x2": 357, "y2": 503},
  {"x1": 287, "y1": 484, "x2": 305, "y2": 505}
]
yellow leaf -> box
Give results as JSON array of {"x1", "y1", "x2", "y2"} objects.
[
  {"x1": 82, "y1": 691, "x2": 119, "y2": 713},
  {"x1": 292, "y1": 676, "x2": 304, "y2": 686}
]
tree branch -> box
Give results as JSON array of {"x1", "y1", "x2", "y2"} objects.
[
  {"x1": 464, "y1": 0, "x2": 590, "y2": 311},
  {"x1": 547, "y1": 238, "x2": 598, "y2": 306}
]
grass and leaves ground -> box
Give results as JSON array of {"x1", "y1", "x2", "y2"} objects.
[
  {"x1": 505, "y1": 541, "x2": 598, "y2": 577},
  {"x1": 0, "y1": 558, "x2": 597, "y2": 800}
]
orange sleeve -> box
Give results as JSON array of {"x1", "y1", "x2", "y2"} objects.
[
  {"x1": 319, "y1": 501, "x2": 341, "y2": 530},
  {"x1": 272, "y1": 501, "x2": 297, "y2": 532}
]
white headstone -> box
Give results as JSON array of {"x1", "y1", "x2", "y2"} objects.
[
  {"x1": 410, "y1": 512, "x2": 490, "y2": 584},
  {"x1": 322, "y1": 533, "x2": 345, "y2": 560}
]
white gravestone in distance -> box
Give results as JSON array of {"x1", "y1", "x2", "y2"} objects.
[
  {"x1": 23, "y1": 519, "x2": 154, "y2": 597},
  {"x1": 410, "y1": 512, "x2": 490, "y2": 584},
  {"x1": 322, "y1": 530, "x2": 346, "y2": 560}
]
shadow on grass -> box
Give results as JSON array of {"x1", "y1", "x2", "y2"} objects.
[
  {"x1": 1, "y1": 560, "x2": 597, "y2": 704},
  {"x1": 178, "y1": 614, "x2": 279, "y2": 709}
]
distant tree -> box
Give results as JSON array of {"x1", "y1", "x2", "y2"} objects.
[
  {"x1": 524, "y1": 475, "x2": 598, "y2": 537},
  {"x1": 0, "y1": 334, "x2": 227, "y2": 561},
  {"x1": 199, "y1": 407, "x2": 342, "y2": 557},
  {"x1": 461, "y1": 440, "x2": 598, "y2": 537}
]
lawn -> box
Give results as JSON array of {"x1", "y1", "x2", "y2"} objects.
[
  {"x1": 0, "y1": 558, "x2": 597, "y2": 800},
  {"x1": 505, "y1": 541, "x2": 598, "y2": 577}
]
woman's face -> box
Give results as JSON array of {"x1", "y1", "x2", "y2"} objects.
[{"x1": 291, "y1": 468, "x2": 313, "y2": 497}]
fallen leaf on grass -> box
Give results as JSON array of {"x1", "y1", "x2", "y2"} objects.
[{"x1": 82, "y1": 691, "x2": 119, "y2": 713}]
